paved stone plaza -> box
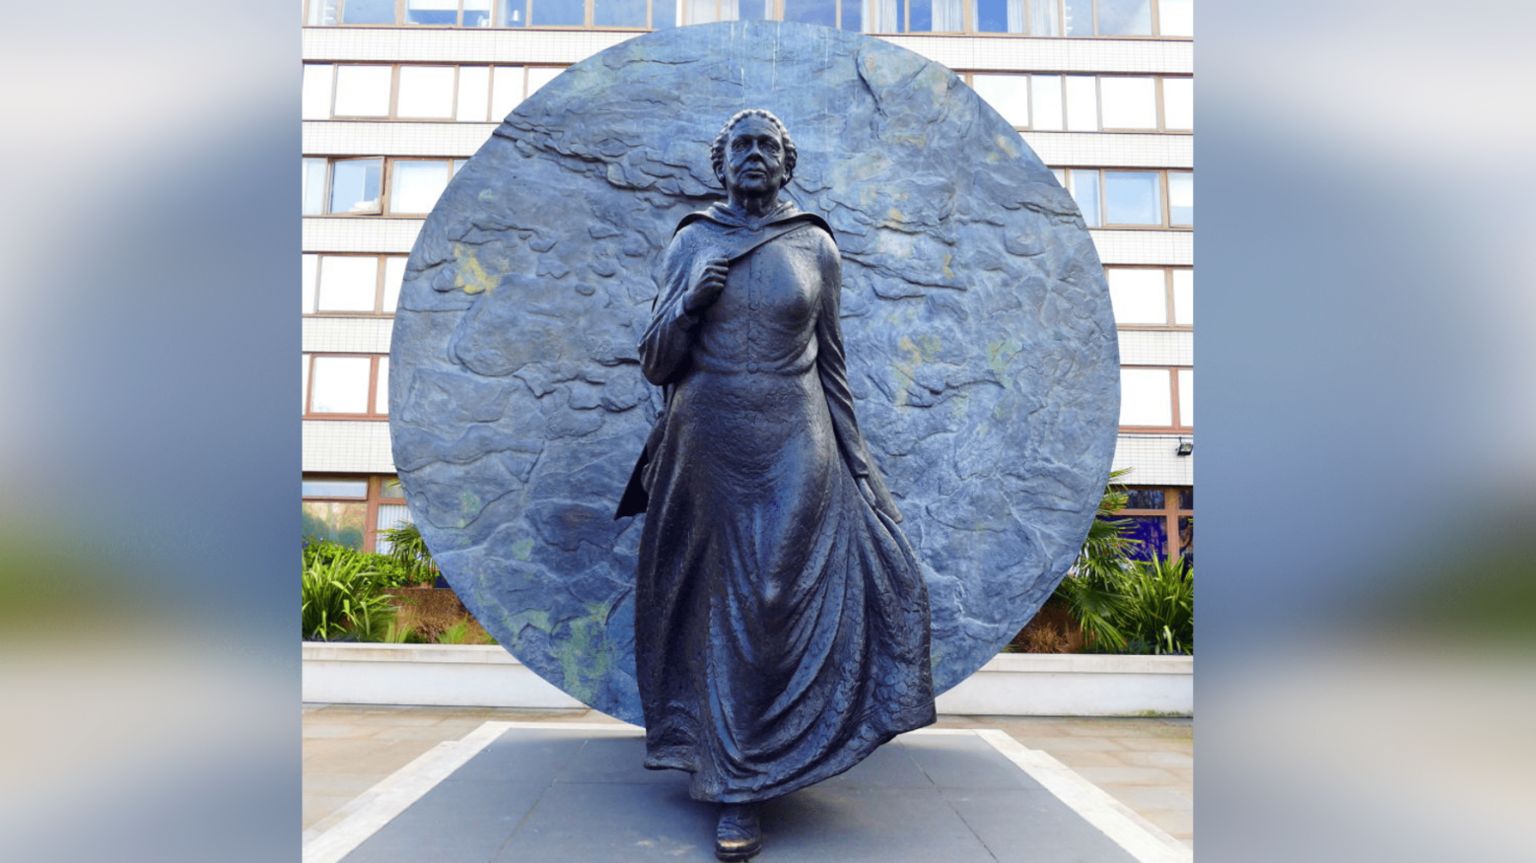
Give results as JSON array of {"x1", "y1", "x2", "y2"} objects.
[{"x1": 303, "y1": 706, "x2": 1192, "y2": 858}]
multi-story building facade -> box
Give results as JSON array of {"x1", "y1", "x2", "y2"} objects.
[{"x1": 300, "y1": 0, "x2": 1193, "y2": 560}]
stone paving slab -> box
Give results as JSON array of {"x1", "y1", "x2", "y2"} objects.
[{"x1": 318, "y1": 725, "x2": 1180, "y2": 863}]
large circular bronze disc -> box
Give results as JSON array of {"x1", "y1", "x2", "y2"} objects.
[{"x1": 390, "y1": 21, "x2": 1119, "y2": 723}]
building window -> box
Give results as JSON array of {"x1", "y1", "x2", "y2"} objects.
[
  {"x1": 1106, "y1": 267, "x2": 1191, "y2": 329},
  {"x1": 397, "y1": 66, "x2": 457, "y2": 118},
  {"x1": 1171, "y1": 268, "x2": 1192, "y2": 326},
  {"x1": 1119, "y1": 366, "x2": 1191, "y2": 431},
  {"x1": 1098, "y1": 76, "x2": 1157, "y2": 129},
  {"x1": 1117, "y1": 485, "x2": 1193, "y2": 561},
  {"x1": 966, "y1": 73, "x2": 1192, "y2": 132},
  {"x1": 1162, "y1": 77, "x2": 1193, "y2": 130},
  {"x1": 303, "y1": 0, "x2": 1191, "y2": 34},
  {"x1": 388, "y1": 159, "x2": 456, "y2": 214},
  {"x1": 341, "y1": 0, "x2": 397, "y2": 24},
  {"x1": 303, "y1": 254, "x2": 407, "y2": 315},
  {"x1": 303, "y1": 353, "x2": 390, "y2": 418},
  {"x1": 1062, "y1": 169, "x2": 1192, "y2": 228},
  {"x1": 406, "y1": 0, "x2": 494, "y2": 25},
  {"x1": 303, "y1": 474, "x2": 411, "y2": 552},
  {"x1": 1103, "y1": 170, "x2": 1162, "y2": 225},
  {"x1": 329, "y1": 158, "x2": 385, "y2": 215},
  {"x1": 303, "y1": 63, "x2": 568, "y2": 122},
  {"x1": 1168, "y1": 170, "x2": 1193, "y2": 226},
  {"x1": 332, "y1": 65, "x2": 393, "y2": 117},
  {"x1": 300, "y1": 157, "x2": 466, "y2": 216}
]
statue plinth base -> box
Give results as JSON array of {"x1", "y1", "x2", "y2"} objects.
[{"x1": 307, "y1": 723, "x2": 1184, "y2": 863}]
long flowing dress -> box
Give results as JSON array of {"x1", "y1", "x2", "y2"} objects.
[{"x1": 621, "y1": 200, "x2": 936, "y2": 804}]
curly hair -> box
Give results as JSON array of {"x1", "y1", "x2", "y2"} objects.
[{"x1": 710, "y1": 108, "x2": 797, "y2": 189}]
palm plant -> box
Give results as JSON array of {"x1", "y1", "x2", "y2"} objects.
[
  {"x1": 1052, "y1": 468, "x2": 1139, "y2": 652},
  {"x1": 380, "y1": 522, "x2": 439, "y2": 586}
]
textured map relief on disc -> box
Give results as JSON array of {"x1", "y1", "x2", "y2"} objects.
[{"x1": 389, "y1": 21, "x2": 1119, "y2": 724}]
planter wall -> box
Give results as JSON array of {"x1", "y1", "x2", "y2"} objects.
[{"x1": 302, "y1": 644, "x2": 1191, "y2": 717}]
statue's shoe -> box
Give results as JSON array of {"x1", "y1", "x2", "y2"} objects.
[{"x1": 714, "y1": 803, "x2": 762, "y2": 861}]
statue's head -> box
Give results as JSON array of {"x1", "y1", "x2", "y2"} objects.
[{"x1": 711, "y1": 109, "x2": 797, "y2": 197}]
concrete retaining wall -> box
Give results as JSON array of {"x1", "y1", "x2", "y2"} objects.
[{"x1": 302, "y1": 644, "x2": 1192, "y2": 717}]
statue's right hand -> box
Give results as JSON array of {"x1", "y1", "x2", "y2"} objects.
[{"x1": 684, "y1": 258, "x2": 729, "y2": 314}]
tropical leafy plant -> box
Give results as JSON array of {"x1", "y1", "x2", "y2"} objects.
[
  {"x1": 380, "y1": 522, "x2": 439, "y2": 586},
  {"x1": 1052, "y1": 469, "x2": 1138, "y2": 651},
  {"x1": 1115, "y1": 553, "x2": 1193, "y2": 655},
  {"x1": 301, "y1": 545, "x2": 395, "y2": 641}
]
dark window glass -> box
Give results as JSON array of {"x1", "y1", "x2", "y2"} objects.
[
  {"x1": 1125, "y1": 516, "x2": 1167, "y2": 561},
  {"x1": 840, "y1": 0, "x2": 861, "y2": 30},
  {"x1": 342, "y1": 0, "x2": 397, "y2": 23},
  {"x1": 533, "y1": 0, "x2": 584, "y2": 25},
  {"x1": 1124, "y1": 488, "x2": 1165, "y2": 509},
  {"x1": 1063, "y1": 0, "x2": 1093, "y2": 35},
  {"x1": 783, "y1": 0, "x2": 836, "y2": 26},
  {"x1": 1178, "y1": 487, "x2": 1193, "y2": 509},
  {"x1": 595, "y1": 0, "x2": 647, "y2": 25},
  {"x1": 1103, "y1": 170, "x2": 1161, "y2": 224},
  {"x1": 1096, "y1": 0, "x2": 1150, "y2": 35},
  {"x1": 1178, "y1": 516, "x2": 1193, "y2": 563}
]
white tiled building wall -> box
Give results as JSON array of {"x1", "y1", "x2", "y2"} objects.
[
  {"x1": 303, "y1": 317, "x2": 393, "y2": 355},
  {"x1": 302, "y1": 21, "x2": 1194, "y2": 508},
  {"x1": 305, "y1": 218, "x2": 423, "y2": 254},
  {"x1": 1112, "y1": 434, "x2": 1193, "y2": 486},
  {"x1": 303, "y1": 420, "x2": 395, "y2": 473},
  {"x1": 1119, "y1": 330, "x2": 1192, "y2": 367},
  {"x1": 303, "y1": 122, "x2": 500, "y2": 157}
]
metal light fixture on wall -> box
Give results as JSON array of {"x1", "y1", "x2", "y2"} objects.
[{"x1": 1175, "y1": 438, "x2": 1193, "y2": 457}]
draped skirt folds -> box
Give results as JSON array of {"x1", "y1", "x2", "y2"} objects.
[{"x1": 634, "y1": 367, "x2": 936, "y2": 803}]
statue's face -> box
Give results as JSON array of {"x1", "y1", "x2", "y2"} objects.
[{"x1": 722, "y1": 116, "x2": 787, "y2": 197}]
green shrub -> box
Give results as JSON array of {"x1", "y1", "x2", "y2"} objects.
[
  {"x1": 381, "y1": 620, "x2": 425, "y2": 644},
  {"x1": 301, "y1": 545, "x2": 395, "y2": 641},
  {"x1": 380, "y1": 522, "x2": 439, "y2": 586},
  {"x1": 1047, "y1": 469, "x2": 1194, "y2": 655},
  {"x1": 436, "y1": 618, "x2": 496, "y2": 645},
  {"x1": 1116, "y1": 554, "x2": 1193, "y2": 655}
]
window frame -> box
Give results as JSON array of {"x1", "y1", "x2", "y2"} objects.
[
  {"x1": 304, "y1": 253, "x2": 408, "y2": 316},
  {"x1": 1118, "y1": 364, "x2": 1192, "y2": 432},
  {"x1": 303, "y1": 63, "x2": 568, "y2": 122},
  {"x1": 302, "y1": 474, "x2": 410, "y2": 553},
  {"x1": 1117, "y1": 484, "x2": 1193, "y2": 560},
  {"x1": 1106, "y1": 265, "x2": 1192, "y2": 331},
  {"x1": 961, "y1": 72, "x2": 1193, "y2": 133},
  {"x1": 301, "y1": 0, "x2": 1194, "y2": 37},
  {"x1": 1062, "y1": 168, "x2": 1190, "y2": 230},
  {"x1": 302, "y1": 156, "x2": 466, "y2": 216},
  {"x1": 303, "y1": 352, "x2": 391, "y2": 419}
]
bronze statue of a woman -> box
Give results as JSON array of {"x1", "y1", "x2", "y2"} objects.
[{"x1": 617, "y1": 109, "x2": 936, "y2": 861}]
